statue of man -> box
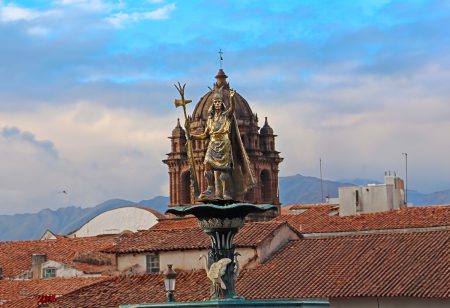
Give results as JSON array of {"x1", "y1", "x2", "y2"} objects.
[{"x1": 189, "y1": 86, "x2": 255, "y2": 201}]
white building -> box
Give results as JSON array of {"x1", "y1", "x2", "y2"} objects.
[
  {"x1": 339, "y1": 175, "x2": 406, "y2": 216},
  {"x1": 67, "y1": 206, "x2": 164, "y2": 238}
]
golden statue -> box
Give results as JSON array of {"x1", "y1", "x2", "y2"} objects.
[{"x1": 188, "y1": 85, "x2": 256, "y2": 202}]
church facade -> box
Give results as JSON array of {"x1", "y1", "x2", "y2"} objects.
[{"x1": 163, "y1": 69, "x2": 283, "y2": 209}]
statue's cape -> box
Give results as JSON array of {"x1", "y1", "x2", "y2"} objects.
[{"x1": 230, "y1": 115, "x2": 256, "y2": 200}]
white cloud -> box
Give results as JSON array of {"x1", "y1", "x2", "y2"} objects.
[
  {"x1": 0, "y1": 56, "x2": 449, "y2": 214},
  {"x1": 107, "y1": 3, "x2": 176, "y2": 27},
  {"x1": 142, "y1": 3, "x2": 175, "y2": 19},
  {"x1": 27, "y1": 26, "x2": 51, "y2": 36},
  {"x1": 53, "y1": 0, "x2": 118, "y2": 12},
  {"x1": 0, "y1": 0, "x2": 448, "y2": 214},
  {"x1": 0, "y1": 126, "x2": 58, "y2": 159},
  {"x1": 0, "y1": 3, "x2": 38, "y2": 22},
  {"x1": 0, "y1": 3, "x2": 60, "y2": 24},
  {"x1": 0, "y1": 102, "x2": 175, "y2": 214},
  {"x1": 251, "y1": 59, "x2": 450, "y2": 193}
]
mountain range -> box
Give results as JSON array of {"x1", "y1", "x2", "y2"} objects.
[
  {"x1": 280, "y1": 174, "x2": 450, "y2": 206},
  {"x1": 1, "y1": 175, "x2": 449, "y2": 241},
  {"x1": 0, "y1": 196, "x2": 169, "y2": 242}
]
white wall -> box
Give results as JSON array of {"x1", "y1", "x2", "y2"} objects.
[
  {"x1": 41, "y1": 260, "x2": 84, "y2": 278},
  {"x1": 40, "y1": 230, "x2": 57, "y2": 240},
  {"x1": 339, "y1": 176, "x2": 405, "y2": 216},
  {"x1": 117, "y1": 253, "x2": 147, "y2": 273},
  {"x1": 331, "y1": 297, "x2": 449, "y2": 308},
  {"x1": 70, "y1": 207, "x2": 160, "y2": 237},
  {"x1": 117, "y1": 247, "x2": 256, "y2": 274}
]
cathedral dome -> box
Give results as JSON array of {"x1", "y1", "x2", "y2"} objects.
[{"x1": 191, "y1": 69, "x2": 254, "y2": 121}]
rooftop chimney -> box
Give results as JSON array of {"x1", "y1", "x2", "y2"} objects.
[{"x1": 31, "y1": 254, "x2": 47, "y2": 279}]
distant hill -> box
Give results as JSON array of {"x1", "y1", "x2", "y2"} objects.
[
  {"x1": 1, "y1": 175, "x2": 449, "y2": 242},
  {"x1": 279, "y1": 174, "x2": 450, "y2": 206},
  {"x1": 279, "y1": 174, "x2": 354, "y2": 204},
  {"x1": 0, "y1": 196, "x2": 169, "y2": 241},
  {"x1": 408, "y1": 189, "x2": 450, "y2": 206}
]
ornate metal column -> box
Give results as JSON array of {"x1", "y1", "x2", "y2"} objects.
[{"x1": 166, "y1": 203, "x2": 276, "y2": 300}]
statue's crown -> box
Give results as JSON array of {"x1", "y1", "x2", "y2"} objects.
[{"x1": 212, "y1": 85, "x2": 224, "y2": 101}]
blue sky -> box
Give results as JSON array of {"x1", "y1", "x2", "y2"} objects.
[{"x1": 0, "y1": 0, "x2": 449, "y2": 214}]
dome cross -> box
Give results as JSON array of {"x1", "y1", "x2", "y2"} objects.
[{"x1": 218, "y1": 49, "x2": 224, "y2": 69}]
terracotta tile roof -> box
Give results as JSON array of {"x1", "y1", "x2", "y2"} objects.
[
  {"x1": 149, "y1": 216, "x2": 198, "y2": 230},
  {"x1": 276, "y1": 204, "x2": 450, "y2": 234},
  {"x1": 71, "y1": 262, "x2": 114, "y2": 274},
  {"x1": 49, "y1": 230, "x2": 450, "y2": 307},
  {"x1": 280, "y1": 203, "x2": 338, "y2": 215},
  {"x1": 236, "y1": 221, "x2": 300, "y2": 247},
  {"x1": 238, "y1": 230, "x2": 450, "y2": 299},
  {"x1": 1, "y1": 296, "x2": 38, "y2": 308},
  {"x1": 286, "y1": 203, "x2": 338, "y2": 211},
  {"x1": 109, "y1": 228, "x2": 209, "y2": 253},
  {"x1": 48, "y1": 272, "x2": 210, "y2": 308},
  {"x1": 105, "y1": 221, "x2": 290, "y2": 254},
  {"x1": 0, "y1": 276, "x2": 111, "y2": 307},
  {"x1": 0, "y1": 235, "x2": 116, "y2": 278}
]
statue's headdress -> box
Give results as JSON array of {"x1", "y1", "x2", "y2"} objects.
[
  {"x1": 208, "y1": 85, "x2": 226, "y2": 116},
  {"x1": 212, "y1": 85, "x2": 224, "y2": 101}
]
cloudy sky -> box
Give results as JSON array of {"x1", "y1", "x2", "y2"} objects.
[{"x1": 0, "y1": 0, "x2": 449, "y2": 214}]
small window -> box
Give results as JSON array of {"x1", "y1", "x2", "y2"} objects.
[
  {"x1": 146, "y1": 254, "x2": 160, "y2": 273},
  {"x1": 42, "y1": 267, "x2": 56, "y2": 278}
]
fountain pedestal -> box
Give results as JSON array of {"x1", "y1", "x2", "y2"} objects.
[{"x1": 166, "y1": 203, "x2": 275, "y2": 299}]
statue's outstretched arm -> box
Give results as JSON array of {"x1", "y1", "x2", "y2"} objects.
[{"x1": 226, "y1": 89, "x2": 236, "y2": 118}]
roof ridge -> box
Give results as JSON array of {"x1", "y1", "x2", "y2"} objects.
[{"x1": 297, "y1": 228, "x2": 450, "y2": 240}]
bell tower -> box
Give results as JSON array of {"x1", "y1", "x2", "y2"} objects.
[{"x1": 163, "y1": 70, "x2": 283, "y2": 214}]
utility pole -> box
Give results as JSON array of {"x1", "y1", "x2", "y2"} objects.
[
  {"x1": 320, "y1": 158, "x2": 324, "y2": 203},
  {"x1": 402, "y1": 152, "x2": 408, "y2": 206}
]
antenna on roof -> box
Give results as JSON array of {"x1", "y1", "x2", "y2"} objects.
[
  {"x1": 320, "y1": 158, "x2": 324, "y2": 203},
  {"x1": 402, "y1": 152, "x2": 408, "y2": 206}
]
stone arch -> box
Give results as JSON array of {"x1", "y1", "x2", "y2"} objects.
[
  {"x1": 180, "y1": 170, "x2": 191, "y2": 205},
  {"x1": 260, "y1": 169, "x2": 272, "y2": 203}
]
